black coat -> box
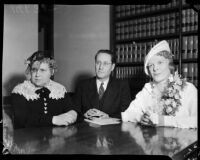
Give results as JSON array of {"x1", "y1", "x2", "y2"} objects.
[
  {"x1": 73, "y1": 77, "x2": 131, "y2": 119},
  {"x1": 11, "y1": 80, "x2": 80, "y2": 129}
]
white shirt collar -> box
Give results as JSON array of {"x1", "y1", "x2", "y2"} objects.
[{"x1": 96, "y1": 78, "x2": 109, "y2": 93}]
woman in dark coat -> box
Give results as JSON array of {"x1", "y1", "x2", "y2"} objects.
[{"x1": 12, "y1": 51, "x2": 79, "y2": 129}]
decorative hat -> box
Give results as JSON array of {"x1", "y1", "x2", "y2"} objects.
[
  {"x1": 25, "y1": 51, "x2": 53, "y2": 66},
  {"x1": 144, "y1": 40, "x2": 171, "y2": 75}
]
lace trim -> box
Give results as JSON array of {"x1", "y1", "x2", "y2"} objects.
[{"x1": 12, "y1": 80, "x2": 67, "y2": 101}]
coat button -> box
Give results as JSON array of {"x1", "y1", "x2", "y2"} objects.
[
  {"x1": 44, "y1": 107, "x2": 47, "y2": 110},
  {"x1": 44, "y1": 103, "x2": 47, "y2": 106},
  {"x1": 44, "y1": 111, "x2": 48, "y2": 114}
]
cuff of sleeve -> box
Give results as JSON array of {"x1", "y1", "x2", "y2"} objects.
[
  {"x1": 121, "y1": 112, "x2": 128, "y2": 122},
  {"x1": 150, "y1": 113, "x2": 159, "y2": 125}
]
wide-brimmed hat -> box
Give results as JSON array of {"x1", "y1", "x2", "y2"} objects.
[{"x1": 144, "y1": 40, "x2": 171, "y2": 75}]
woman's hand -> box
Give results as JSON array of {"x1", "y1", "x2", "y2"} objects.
[
  {"x1": 84, "y1": 108, "x2": 109, "y2": 119},
  {"x1": 52, "y1": 110, "x2": 77, "y2": 126},
  {"x1": 140, "y1": 111, "x2": 155, "y2": 127}
]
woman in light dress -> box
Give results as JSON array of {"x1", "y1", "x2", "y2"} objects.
[{"x1": 121, "y1": 40, "x2": 197, "y2": 128}]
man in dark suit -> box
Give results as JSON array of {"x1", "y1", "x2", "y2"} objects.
[{"x1": 73, "y1": 49, "x2": 131, "y2": 120}]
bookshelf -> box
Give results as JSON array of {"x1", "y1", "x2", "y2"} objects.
[{"x1": 111, "y1": 0, "x2": 198, "y2": 98}]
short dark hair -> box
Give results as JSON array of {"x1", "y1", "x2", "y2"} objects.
[{"x1": 95, "y1": 49, "x2": 116, "y2": 64}]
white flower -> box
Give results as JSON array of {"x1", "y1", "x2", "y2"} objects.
[
  {"x1": 172, "y1": 100, "x2": 177, "y2": 108},
  {"x1": 165, "y1": 99, "x2": 171, "y2": 105},
  {"x1": 166, "y1": 107, "x2": 173, "y2": 113},
  {"x1": 174, "y1": 93, "x2": 180, "y2": 100},
  {"x1": 168, "y1": 75, "x2": 174, "y2": 82}
]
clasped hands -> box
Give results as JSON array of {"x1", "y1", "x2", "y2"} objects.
[
  {"x1": 52, "y1": 110, "x2": 77, "y2": 126},
  {"x1": 84, "y1": 108, "x2": 109, "y2": 120}
]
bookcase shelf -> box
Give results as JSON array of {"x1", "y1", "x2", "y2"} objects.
[
  {"x1": 115, "y1": 33, "x2": 180, "y2": 44},
  {"x1": 114, "y1": 6, "x2": 179, "y2": 22},
  {"x1": 111, "y1": 1, "x2": 198, "y2": 98}
]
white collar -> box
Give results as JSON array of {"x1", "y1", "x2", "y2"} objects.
[
  {"x1": 96, "y1": 78, "x2": 109, "y2": 92},
  {"x1": 12, "y1": 80, "x2": 67, "y2": 101}
]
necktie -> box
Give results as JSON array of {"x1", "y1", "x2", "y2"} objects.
[{"x1": 99, "y1": 83, "x2": 104, "y2": 99}]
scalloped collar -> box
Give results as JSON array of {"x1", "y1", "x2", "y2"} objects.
[{"x1": 12, "y1": 80, "x2": 67, "y2": 101}]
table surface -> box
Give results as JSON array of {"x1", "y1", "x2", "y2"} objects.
[{"x1": 5, "y1": 121, "x2": 197, "y2": 158}]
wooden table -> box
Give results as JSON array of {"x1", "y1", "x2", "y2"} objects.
[{"x1": 5, "y1": 121, "x2": 197, "y2": 159}]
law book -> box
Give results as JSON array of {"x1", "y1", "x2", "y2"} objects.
[
  {"x1": 194, "y1": 11, "x2": 198, "y2": 31},
  {"x1": 193, "y1": 63, "x2": 198, "y2": 87},
  {"x1": 119, "y1": 44, "x2": 124, "y2": 63},
  {"x1": 182, "y1": 37, "x2": 188, "y2": 59},
  {"x1": 175, "y1": 12, "x2": 180, "y2": 33},
  {"x1": 121, "y1": 5, "x2": 125, "y2": 17},
  {"x1": 130, "y1": 5, "x2": 135, "y2": 15},
  {"x1": 124, "y1": 44, "x2": 129, "y2": 63},
  {"x1": 182, "y1": 10, "x2": 186, "y2": 32},
  {"x1": 161, "y1": 15, "x2": 165, "y2": 35},
  {"x1": 185, "y1": 9, "x2": 190, "y2": 32},
  {"x1": 190, "y1": 9, "x2": 195, "y2": 31},
  {"x1": 116, "y1": 23, "x2": 120, "y2": 41},
  {"x1": 129, "y1": 20, "x2": 134, "y2": 39},
  {"x1": 124, "y1": 21, "x2": 129, "y2": 40},
  {"x1": 181, "y1": 63, "x2": 188, "y2": 81},
  {"x1": 125, "y1": 5, "x2": 131, "y2": 16},
  {"x1": 133, "y1": 43, "x2": 137, "y2": 62},
  {"x1": 128, "y1": 44, "x2": 133, "y2": 63},
  {"x1": 135, "y1": 19, "x2": 138, "y2": 38},
  {"x1": 187, "y1": 36, "x2": 194, "y2": 59},
  {"x1": 152, "y1": 16, "x2": 156, "y2": 36},
  {"x1": 156, "y1": 16, "x2": 161, "y2": 35},
  {"x1": 188, "y1": 63, "x2": 194, "y2": 84},
  {"x1": 116, "y1": 45, "x2": 120, "y2": 63},
  {"x1": 116, "y1": 67, "x2": 119, "y2": 79},
  {"x1": 137, "y1": 43, "x2": 142, "y2": 62},
  {"x1": 175, "y1": 39, "x2": 179, "y2": 60},
  {"x1": 115, "y1": 5, "x2": 120, "y2": 18},
  {"x1": 193, "y1": 36, "x2": 198, "y2": 59},
  {"x1": 146, "y1": 17, "x2": 151, "y2": 37},
  {"x1": 138, "y1": 19, "x2": 141, "y2": 38},
  {"x1": 166, "y1": 14, "x2": 170, "y2": 34}
]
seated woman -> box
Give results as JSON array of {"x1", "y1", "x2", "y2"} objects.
[
  {"x1": 11, "y1": 51, "x2": 79, "y2": 129},
  {"x1": 121, "y1": 40, "x2": 197, "y2": 128}
]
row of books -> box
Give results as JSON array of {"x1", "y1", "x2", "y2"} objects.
[
  {"x1": 115, "y1": 63, "x2": 198, "y2": 87},
  {"x1": 115, "y1": 9, "x2": 198, "y2": 41},
  {"x1": 181, "y1": 63, "x2": 198, "y2": 87},
  {"x1": 115, "y1": 1, "x2": 180, "y2": 18},
  {"x1": 182, "y1": 9, "x2": 198, "y2": 32},
  {"x1": 182, "y1": 35, "x2": 198, "y2": 59},
  {"x1": 115, "y1": 38, "x2": 180, "y2": 64},
  {"x1": 115, "y1": 13, "x2": 180, "y2": 40},
  {"x1": 115, "y1": 65, "x2": 179, "y2": 79},
  {"x1": 115, "y1": 66, "x2": 146, "y2": 79}
]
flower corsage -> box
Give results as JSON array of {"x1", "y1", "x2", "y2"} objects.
[{"x1": 160, "y1": 71, "x2": 186, "y2": 116}]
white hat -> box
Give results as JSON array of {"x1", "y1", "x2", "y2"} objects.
[{"x1": 144, "y1": 40, "x2": 171, "y2": 75}]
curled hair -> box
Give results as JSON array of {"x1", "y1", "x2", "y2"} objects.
[
  {"x1": 25, "y1": 51, "x2": 57, "y2": 77},
  {"x1": 95, "y1": 49, "x2": 116, "y2": 64},
  {"x1": 147, "y1": 50, "x2": 175, "y2": 77}
]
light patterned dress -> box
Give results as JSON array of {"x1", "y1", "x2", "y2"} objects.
[{"x1": 121, "y1": 81, "x2": 197, "y2": 128}]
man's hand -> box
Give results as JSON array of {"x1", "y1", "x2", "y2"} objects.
[{"x1": 84, "y1": 108, "x2": 109, "y2": 119}]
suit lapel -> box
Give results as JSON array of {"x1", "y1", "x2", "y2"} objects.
[
  {"x1": 88, "y1": 77, "x2": 99, "y2": 109},
  {"x1": 101, "y1": 77, "x2": 115, "y2": 109}
]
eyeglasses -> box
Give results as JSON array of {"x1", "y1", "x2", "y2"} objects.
[{"x1": 95, "y1": 61, "x2": 112, "y2": 67}]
